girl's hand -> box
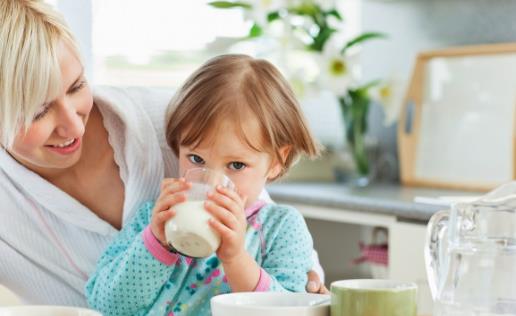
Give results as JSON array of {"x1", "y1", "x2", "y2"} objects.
[
  {"x1": 150, "y1": 178, "x2": 191, "y2": 247},
  {"x1": 306, "y1": 270, "x2": 330, "y2": 294},
  {"x1": 205, "y1": 186, "x2": 248, "y2": 263}
]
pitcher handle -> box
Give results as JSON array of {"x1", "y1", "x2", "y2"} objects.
[{"x1": 424, "y1": 209, "x2": 449, "y2": 300}]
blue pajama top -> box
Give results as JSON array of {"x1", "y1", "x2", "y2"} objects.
[{"x1": 85, "y1": 200, "x2": 314, "y2": 316}]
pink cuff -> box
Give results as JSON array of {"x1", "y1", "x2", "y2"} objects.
[
  {"x1": 142, "y1": 226, "x2": 180, "y2": 266},
  {"x1": 253, "y1": 268, "x2": 271, "y2": 292}
]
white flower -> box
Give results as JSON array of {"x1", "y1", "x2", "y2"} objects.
[
  {"x1": 245, "y1": 0, "x2": 284, "y2": 27},
  {"x1": 317, "y1": 38, "x2": 360, "y2": 96},
  {"x1": 370, "y1": 76, "x2": 407, "y2": 126}
]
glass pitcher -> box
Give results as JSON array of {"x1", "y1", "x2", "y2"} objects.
[{"x1": 425, "y1": 182, "x2": 516, "y2": 316}]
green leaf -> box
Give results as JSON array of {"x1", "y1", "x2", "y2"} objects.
[
  {"x1": 208, "y1": 1, "x2": 251, "y2": 9},
  {"x1": 357, "y1": 79, "x2": 382, "y2": 93},
  {"x1": 309, "y1": 26, "x2": 336, "y2": 52},
  {"x1": 341, "y1": 32, "x2": 387, "y2": 53},
  {"x1": 267, "y1": 11, "x2": 280, "y2": 22},
  {"x1": 291, "y1": 3, "x2": 319, "y2": 16},
  {"x1": 325, "y1": 9, "x2": 342, "y2": 21},
  {"x1": 248, "y1": 23, "x2": 263, "y2": 38}
]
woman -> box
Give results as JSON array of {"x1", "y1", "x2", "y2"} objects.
[{"x1": 0, "y1": 0, "x2": 327, "y2": 307}]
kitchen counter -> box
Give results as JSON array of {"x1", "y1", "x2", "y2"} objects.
[
  {"x1": 267, "y1": 182, "x2": 480, "y2": 223},
  {"x1": 266, "y1": 182, "x2": 480, "y2": 314}
]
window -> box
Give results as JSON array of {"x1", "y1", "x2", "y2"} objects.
[
  {"x1": 54, "y1": 0, "x2": 360, "y2": 90},
  {"x1": 91, "y1": 0, "x2": 249, "y2": 88}
]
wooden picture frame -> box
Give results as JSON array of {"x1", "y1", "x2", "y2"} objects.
[{"x1": 398, "y1": 43, "x2": 516, "y2": 191}]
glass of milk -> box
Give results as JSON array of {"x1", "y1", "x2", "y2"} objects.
[{"x1": 164, "y1": 168, "x2": 235, "y2": 258}]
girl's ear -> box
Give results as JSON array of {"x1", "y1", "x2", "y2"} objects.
[{"x1": 267, "y1": 145, "x2": 292, "y2": 180}]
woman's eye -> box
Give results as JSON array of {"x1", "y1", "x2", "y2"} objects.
[
  {"x1": 70, "y1": 80, "x2": 87, "y2": 94},
  {"x1": 188, "y1": 154, "x2": 205, "y2": 165},
  {"x1": 33, "y1": 106, "x2": 50, "y2": 121},
  {"x1": 229, "y1": 162, "x2": 246, "y2": 170}
]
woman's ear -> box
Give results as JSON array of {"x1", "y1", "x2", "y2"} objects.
[{"x1": 267, "y1": 145, "x2": 292, "y2": 180}]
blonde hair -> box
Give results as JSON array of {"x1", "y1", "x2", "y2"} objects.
[
  {"x1": 0, "y1": 0, "x2": 81, "y2": 147},
  {"x1": 166, "y1": 54, "x2": 321, "y2": 179}
]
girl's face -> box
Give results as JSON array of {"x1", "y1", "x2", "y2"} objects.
[
  {"x1": 178, "y1": 118, "x2": 282, "y2": 209},
  {"x1": 8, "y1": 41, "x2": 93, "y2": 175}
]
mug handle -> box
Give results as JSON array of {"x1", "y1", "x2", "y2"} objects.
[{"x1": 424, "y1": 209, "x2": 449, "y2": 300}]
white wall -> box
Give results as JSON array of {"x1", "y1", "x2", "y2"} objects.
[
  {"x1": 56, "y1": 0, "x2": 93, "y2": 81},
  {"x1": 361, "y1": 0, "x2": 516, "y2": 180}
]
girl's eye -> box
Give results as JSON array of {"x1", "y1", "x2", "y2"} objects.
[
  {"x1": 188, "y1": 154, "x2": 205, "y2": 165},
  {"x1": 229, "y1": 161, "x2": 246, "y2": 171},
  {"x1": 33, "y1": 105, "x2": 50, "y2": 121}
]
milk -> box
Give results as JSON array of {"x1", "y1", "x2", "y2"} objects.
[{"x1": 164, "y1": 200, "x2": 221, "y2": 258}]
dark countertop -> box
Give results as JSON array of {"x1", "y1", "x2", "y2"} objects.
[{"x1": 266, "y1": 182, "x2": 480, "y2": 223}]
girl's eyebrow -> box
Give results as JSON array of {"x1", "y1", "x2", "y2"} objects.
[
  {"x1": 222, "y1": 154, "x2": 247, "y2": 161},
  {"x1": 66, "y1": 69, "x2": 84, "y2": 93}
]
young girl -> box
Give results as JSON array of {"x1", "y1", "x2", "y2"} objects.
[{"x1": 85, "y1": 54, "x2": 321, "y2": 316}]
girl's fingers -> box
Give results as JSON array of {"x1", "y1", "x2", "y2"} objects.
[
  {"x1": 204, "y1": 201, "x2": 238, "y2": 230},
  {"x1": 153, "y1": 193, "x2": 187, "y2": 214},
  {"x1": 160, "y1": 177, "x2": 185, "y2": 191},
  {"x1": 151, "y1": 208, "x2": 176, "y2": 244},
  {"x1": 208, "y1": 218, "x2": 233, "y2": 239},
  {"x1": 158, "y1": 179, "x2": 190, "y2": 200},
  {"x1": 207, "y1": 190, "x2": 241, "y2": 217},
  {"x1": 216, "y1": 186, "x2": 244, "y2": 206},
  {"x1": 154, "y1": 208, "x2": 176, "y2": 226}
]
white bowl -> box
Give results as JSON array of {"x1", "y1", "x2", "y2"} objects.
[
  {"x1": 211, "y1": 292, "x2": 330, "y2": 316},
  {"x1": 0, "y1": 306, "x2": 101, "y2": 316}
]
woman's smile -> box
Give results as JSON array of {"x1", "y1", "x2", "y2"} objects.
[{"x1": 45, "y1": 137, "x2": 81, "y2": 155}]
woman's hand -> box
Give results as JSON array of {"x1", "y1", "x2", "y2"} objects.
[
  {"x1": 205, "y1": 185, "x2": 248, "y2": 264},
  {"x1": 150, "y1": 178, "x2": 191, "y2": 246},
  {"x1": 306, "y1": 270, "x2": 329, "y2": 294}
]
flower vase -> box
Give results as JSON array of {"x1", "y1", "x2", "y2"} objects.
[{"x1": 338, "y1": 90, "x2": 372, "y2": 186}]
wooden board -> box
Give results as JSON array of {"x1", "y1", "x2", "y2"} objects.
[{"x1": 398, "y1": 43, "x2": 516, "y2": 191}]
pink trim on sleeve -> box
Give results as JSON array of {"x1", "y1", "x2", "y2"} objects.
[
  {"x1": 142, "y1": 226, "x2": 180, "y2": 266},
  {"x1": 253, "y1": 268, "x2": 271, "y2": 292}
]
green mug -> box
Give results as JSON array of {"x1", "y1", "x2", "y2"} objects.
[{"x1": 331, "y1": 279, "x2": 417, "y2": 316}]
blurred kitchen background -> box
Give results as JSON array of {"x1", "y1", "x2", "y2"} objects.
[{"x1": 49, "y1": 1, "x2": 516, "y2": 314}]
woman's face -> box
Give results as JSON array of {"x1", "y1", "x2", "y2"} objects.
[{"x1": 8, "y1": 41, "x2": 93, "y2": 174}]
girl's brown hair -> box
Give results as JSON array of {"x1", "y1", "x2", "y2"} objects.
[{"x1": 165, "y1": 54, "x2": 321, "y2": 179}]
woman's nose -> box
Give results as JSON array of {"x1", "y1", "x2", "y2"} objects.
[{"x1": 54, "y1": 100, "x2": 85, "y2": 138}]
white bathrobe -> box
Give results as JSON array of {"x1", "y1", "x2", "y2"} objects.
[{"x1": 0, "y1": 86, "x2": 177, "y2": 306}]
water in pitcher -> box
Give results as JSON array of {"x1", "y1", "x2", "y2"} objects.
[{"x1": 435, "y1": 238, "x2": 516, "y2": 316}]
